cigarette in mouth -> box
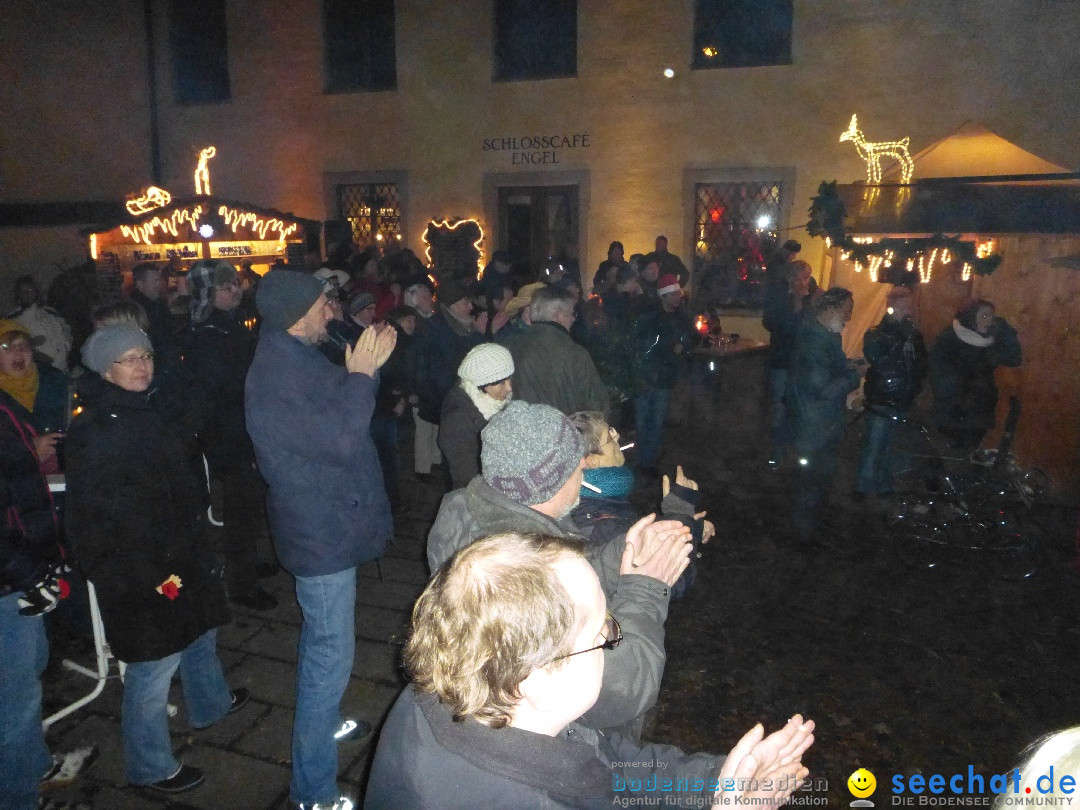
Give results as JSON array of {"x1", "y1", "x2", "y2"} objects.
[
  {"x1": 620, "y1": 442, "x2": 635, "y2": 451},
  {"x1": 581, "y1": 481, "x2": 603, "y2": 494}
]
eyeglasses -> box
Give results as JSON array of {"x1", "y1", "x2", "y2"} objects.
[
  {"x1": 215, "y1": 280, "x2": 240, "y2": 291},
  {"x1": 113, "y1": 353, "x2": 154, "y2": 368},
  {"x1": 0, "y1": 341, "x2": 32, "y2": 352},
  {"x1": 552, "y1": 614, "x2": 622, "y2": 661}
]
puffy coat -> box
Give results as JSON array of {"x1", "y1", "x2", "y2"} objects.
[
  {"x1": 862, "y1": 316, "x2": 928, "y2": 413},
  {"x1": 245, "y1": 329, "x2": 391, "y2": 578},
  {"x1": 789, "y1": 316, "x2": 861, "y2": 453},
  {"x1": 64, "y1": 375, "x2": 230, "y2": 663},
  {"x1": 427, "y1": 477, "x2": 672, "y2": 732},
  {"x1": 415, "y1": 306, "x2": 482, "y2": 423},
  {"x1": 28, "y1": 361, "x2": 69, "y2": 433},
  {"x1": 0, "y1": 391, "x2": 61, "y2": 597},
  {"x1": 365, "y1": 686, "x2": 722, "y2": 809},
  {"x1": 507, "y1": 322, "x2": 611, "y2": 418}
]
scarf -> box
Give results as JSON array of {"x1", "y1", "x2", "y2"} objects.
[
  {"x1": 952, "y1": 319, "x2": 994, "y2": 348},
  {"x1": 0, "y1": 364, "x2": 39, "y2": 413},
  {"x1": 581, "y1": 465, "x2": 635, "y2": 499},
  {"x1": 461, "y1": 379, "x2": 511, "y2": 421}
]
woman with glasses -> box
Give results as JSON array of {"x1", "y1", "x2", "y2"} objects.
[{"x1": 64, "y1": 325, "x2": 244, "y2": 796}]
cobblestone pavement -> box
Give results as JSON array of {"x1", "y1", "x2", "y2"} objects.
[{"x1": 37, "y1": 350, "x2": 1080, "y2": 808}]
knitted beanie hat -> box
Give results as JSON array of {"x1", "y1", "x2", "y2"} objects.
[
  {"x1": 188, "y1": 259, "x2": 238, "y2": 323},
  {"x1": 458, "y1": 343, "x2": 514, "y2": 388},
  {"x1": 81, "y1": 325, "x2": 152, "y2": 376},
  {"x1": 256, "y1": 269, "x2": 324, "y2": 331},
  {"x1": 481, "y1": 401, "x2": 584, "y2": 506}
]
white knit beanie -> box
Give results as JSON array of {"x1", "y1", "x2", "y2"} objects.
[{"x1": 458, "y1": 343, "x2": 514, "y2": 388}]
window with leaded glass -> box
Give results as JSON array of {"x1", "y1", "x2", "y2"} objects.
[
  {"x1": 694, "y1": 181, "x2": 782, "y2": 307},
  {"x1": 337, "y1": 183, "x2": 401, "y2": 248}
]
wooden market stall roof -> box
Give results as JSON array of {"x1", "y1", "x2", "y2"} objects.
[
  {"x1": 838, "y1": 176, "x2": 1080, "y2": 236},
  {"x1": 83, "y1": 195, "x2": 321, "y2": 237}
]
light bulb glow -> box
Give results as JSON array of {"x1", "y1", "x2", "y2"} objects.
[
  {"x1": 839, "y1": 114, "x2": 914, "y2": 184},
  {"x1": 218, "y1": 206, "x2": 299, "y2": 242},
  {"x1": 121, "y1": 205, "x2": 204, "y2": 245},
  {"x1": 126, "y1": 186, "x2": 173, "y2": 216},
  {"x1": 422, "y1": 218, "x2": 485, "y2": 279},
  {"x1": 663, "y1": 68, "x2": 675, "y2": 78},
  {"x1": 756, "y1": 215, "x2": 771, "y2": 230},
  {"x1": 199, "y1": 223, "x2": 214, "y2": 238},
  {"x1": 962, "y1": 262, "x2": 973, "y2": 281},
  {"x1": 194, "y1": 146, "x2": 216, "y2": 195},
  {"x1": 89, "y1": 233, "x2": 98, "y2": 260}
]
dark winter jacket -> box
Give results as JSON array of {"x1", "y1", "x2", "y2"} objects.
[
  {"x1": 365, "y1": 686, "x2": 722, "y2": 809},
  {"x1": 507, "y1": 322, "x2": 611, "y2": 418},
  {"x1": 633, "y1": 306, "x2": 698, "y2": 390},
  {"x1": 245, "y1": 329, "x2": 391, "y2": 578},
  {"x1": 762, "y1": 284, "x2": 806, "y2": 370},
  {"x1": 427, "y1": 476, "x2": 672, "y2": 732},
  {"x1": 0, "y1": 391, "x2": 61, "y2": 597},
  {"x1": 64, "y1": 375, "x2": 230, "y2": 663},
  {"x1": 436, "y1": 384, "x2": 488, "y2": 490},
  {"x1": 376, "y1": 325, "x2": 417, "y2": 419},
  {"x1": 131, "y1": 289, "x2": 184, "y2": 380},
  {"x1": 415, "y1": 308, "x2": 482, "y2": 423},
  {"x1": 789, "y1": 316, "x2": 861, "y2": 453},
  {"x1": 862, "y1": 316, "x2": 928, "y2": 414},
  {"x1": 929, "y1": 318, "x2": 1022, "y2": 435},
  {"x1": 184, "y1": 309, "x2": 256, "y2": 472},
  {"x1": 27, "y1": 361, "x2": 69, "y2": 433}
]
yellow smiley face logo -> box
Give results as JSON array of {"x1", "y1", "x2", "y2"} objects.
[{"x1": 848, "y1": 768, "x2": 877, "y2": 798}]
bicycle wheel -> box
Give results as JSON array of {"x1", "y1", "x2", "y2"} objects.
[
  {"x1": 977, "y1": 510, "x2": 1042, "y2": 582},
  {"x1": 888, "y1": 497, "x2": 957, "y2": 571}
]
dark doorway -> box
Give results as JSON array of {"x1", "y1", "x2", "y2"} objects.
[{"x1": 497, "y1": 185, "x2": 579, "y2": 279}]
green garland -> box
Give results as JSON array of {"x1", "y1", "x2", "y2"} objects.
[{"x1": 807, "y1": 181, "x2": 1002, "y2": 283}]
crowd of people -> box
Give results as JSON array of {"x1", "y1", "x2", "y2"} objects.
[{"x1": 0, "y1": 229, "x2": 1029, "y2": 808}]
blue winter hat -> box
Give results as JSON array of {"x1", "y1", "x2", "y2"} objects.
[{"x1": 256, "y1": 269, "x2": 324, "y2": 331}]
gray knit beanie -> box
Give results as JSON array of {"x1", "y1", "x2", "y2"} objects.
[
  {"x1": 481, "y1": 401, "x2": 584, "y2": 505},
  {"x1": 81, "y1": 325, "x2": 152, "y2": 376},
  {"x1": 458, "y1": 343, "x2": 514, "y2": 388},
  {"x1": 256, "y1": 269, "x2": 324, "y2": 331}
]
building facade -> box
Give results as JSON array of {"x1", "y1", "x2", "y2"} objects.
[{"x1": 2, "y1": 0, "x2": 1079, "y2": 297}]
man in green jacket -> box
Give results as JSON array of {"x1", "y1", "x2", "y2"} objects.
[{"x1": 507, "y1": 286, "x2": 610, "y2": 419}]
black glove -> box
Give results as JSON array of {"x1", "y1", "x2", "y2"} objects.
[{"x1": 18, "y1": 562, "x2": 70, "y2": 617}]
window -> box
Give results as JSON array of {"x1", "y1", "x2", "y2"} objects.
[
  {"x1": 494, "y1": 0, "x2": 577, "y2": 82},
  {"x1": 168, "y1": 0, "x2": 231, "y2": 104},
  {"x1": 693, "y1": 181, "x2": 782, "y2": 306},
  {"x1": 692, "y1": 0, "x2": 793, "y2": 69},
  {"x1": 324, "y1": 0, "x2": 397, "y2": 93},
  {"x1": 337, "y1": 183, "x2": 401, "y2": 248}
]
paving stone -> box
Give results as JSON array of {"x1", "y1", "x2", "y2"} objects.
[
  {"x1": 173, "y1": 745, "x2": 290, "y2": 809},
  {"x1": 354, "y1": 639, "x2": 406, "y2": 685},
  {"x1": 240, "y1": 623, "x2": 301, "y2": 663},
  {"x1": 342, "y1": 678, "x2": 402, "y2": 726},
  {"x1": 354, "y1": 578, "x2": 426, "y2": 611},
  {"x1": 373, "y1": 555, "x2": 428, "y2": 585},
  {"x1": 227, "y1": 657, "x2": 297, "y2": 707},
  {"x1": 76, "y1": 784, "x2": 169, "y2": 810},
  {"x1": 51, "y1": 714, "x2": 127, "y2": 788},
  {"x1": 355, "y1": 605, "x2": 411, "y2": 644},
  {"x1": 218, "y1": 616, "x2": 267, "y2": 649},
  {"x1": 233, "y1": 705, "x2": 294, "y2": 764}
]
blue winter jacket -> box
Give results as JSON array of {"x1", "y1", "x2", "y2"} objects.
[{"x1": 245, "y1": 330, "x2": 391, "y2": 577}]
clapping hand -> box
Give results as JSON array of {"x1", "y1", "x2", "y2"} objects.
[
  {"x1": 620, "y1": 513, "x2": 693, "y2": 586},
  {"x1": 345, "y1": 324, "x2": 397, "y2": 378},
  {"x1": 715, "y1": 715, "x2": 816, "y2": 809}
]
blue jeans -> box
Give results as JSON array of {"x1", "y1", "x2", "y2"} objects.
[
  {"x1": 768, "y1": 368, "x2": 792, "y2": 455},
  {"x1": 123, "y1": 628, "x2": 231, "y2": 785},
  {"x1": 634, "y1": 386, "x2": 672, "y2": 469},
  {"x1": 856, "y1": 411, "x2": 900, "y2": 495},
  {"x1": 292, "y1": 568, "x2": 356, "y2": 805},
  {"x1": 0, "y1": 593, "x2": 51, "y2": 810}
]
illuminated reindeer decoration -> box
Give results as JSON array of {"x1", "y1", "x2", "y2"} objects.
[
  {"x1": 194, "y1": 146, "x2": 216, "y2": 195},
  {"x1": 840, "y1": 115, "x2": 914, "y2": 184}
]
